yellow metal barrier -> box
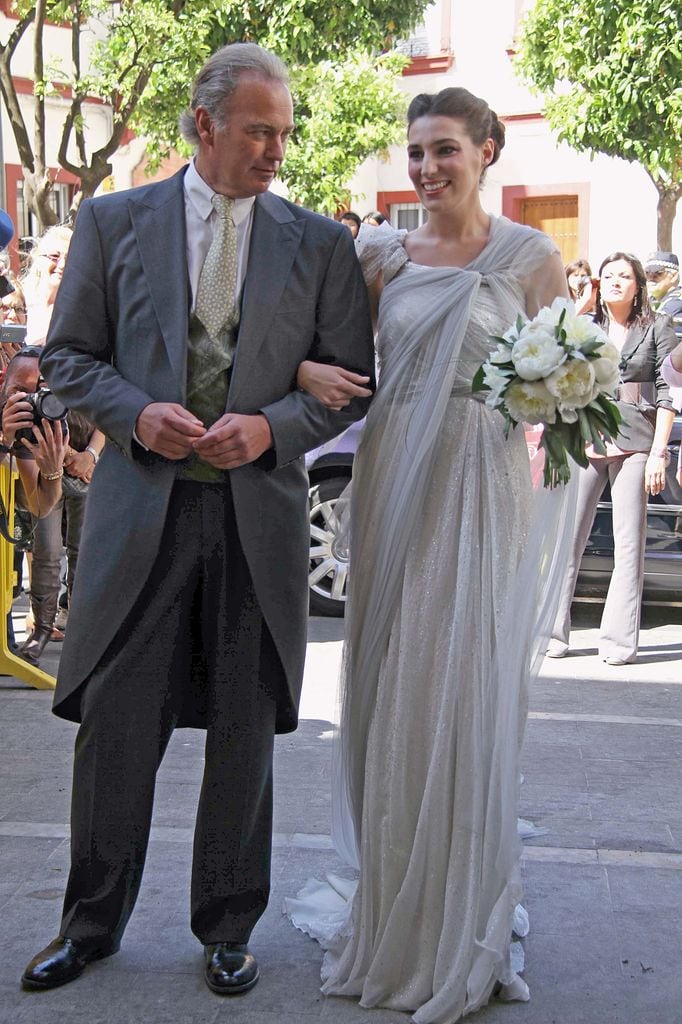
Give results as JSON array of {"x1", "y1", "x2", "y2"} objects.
[{"x1": 0, "y1": 459, "x2": 56, "y2": 690}]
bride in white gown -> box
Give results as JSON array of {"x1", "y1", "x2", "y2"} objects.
[{"x1": 285, "y1": 87, "x2": 576, "y2": 1022}]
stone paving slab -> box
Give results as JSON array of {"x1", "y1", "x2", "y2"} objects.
[{"x1": 0, "y1": 604, "x2": 680, "y2": 1024}]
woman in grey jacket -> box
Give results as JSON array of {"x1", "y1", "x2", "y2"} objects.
[{"x1": 548, "y1": 251, "x2": 677, "y2": 665}]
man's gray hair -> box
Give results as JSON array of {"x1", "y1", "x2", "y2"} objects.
[{"x1": 179, "y1": 42, "x2": 289, "y2": 146}]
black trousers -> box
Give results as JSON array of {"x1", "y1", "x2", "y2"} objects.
[{"x1": 60, "y1": 480, "x2": 281, "y2": 948}]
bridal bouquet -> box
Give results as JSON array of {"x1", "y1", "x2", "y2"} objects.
[{"x1": 472, "y1": 297, "x2": 623, "y2": 488}]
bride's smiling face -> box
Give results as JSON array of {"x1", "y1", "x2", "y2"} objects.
[{"x1": 407, "y1": 115, "x2": 494, "y2": 213}]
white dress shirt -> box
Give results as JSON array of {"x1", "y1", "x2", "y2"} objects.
[{"x1": 183, "y1": 159, "x2": 255, "y2": 310}]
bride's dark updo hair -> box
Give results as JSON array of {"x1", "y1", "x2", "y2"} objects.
[{"x1": 407, "y1": 87, "x2": 505, "y2": 181}]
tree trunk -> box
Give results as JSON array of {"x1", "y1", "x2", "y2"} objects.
[
  {"x1": 656, "y1": 186, "x2": 681, "y2": 251},
  {"x1": 22, "y1": 169, "x2": 59, "y2": 234},
  {"x1": 66, "y1": 160, "x2": 113, "y2": 224}
]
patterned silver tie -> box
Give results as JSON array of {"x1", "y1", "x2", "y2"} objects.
[{"x1": 195, "y1": 194, "x2": 238, "y2": 340}]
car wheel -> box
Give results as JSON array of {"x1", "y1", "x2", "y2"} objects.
[{"x1": 309, "y1": 476, "x2": 350, "y2": 617}]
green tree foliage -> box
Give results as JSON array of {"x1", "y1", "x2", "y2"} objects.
[
  {"x1": 282, "y1": 53, "x2": 409, "y2": 212},
  {"x1": 0, "y1": 0, "x2": 429, "y2": 227},
  {"x1": 515, "y1": 0, "x2": 682, "y2": 247}
]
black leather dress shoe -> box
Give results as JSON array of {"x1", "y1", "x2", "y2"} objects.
[
  {"x1": 21, "y1": 936, "x2": 116, "y2": 991},
  {"x1": 204, "y1": 943, "x2": 259, "y2": 995}
]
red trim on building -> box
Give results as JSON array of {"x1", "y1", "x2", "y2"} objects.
[
  {"x1": 375, "y1": 189, "x2": 419, "y2": 220},
  {"x1": 402, "y1": 54, "x2": 454, "y2": 77},
  {"x1": 12, "y1": 76, "x2": 106, "y2": 105},
  {"x1": 500, "y1": 111, "x2": 544, "y2": 123},
  {"x1": 502, "y1": 182, "x2": 591, "y2": 257}
]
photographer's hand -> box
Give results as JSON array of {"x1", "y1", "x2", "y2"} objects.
[
  {"x1": 16, "y1": 420, "x2": 68, "y2": 518},
  {"x1": 23, "y1": 419, "x2": 67, "y2": 475},
  {"x1": 1, "y1": 392, "x2": 34, "y2": 446}
]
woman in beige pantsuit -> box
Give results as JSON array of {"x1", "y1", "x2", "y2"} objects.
[{"x1": 548, "y1": 251, "x2": 677, "y2": 665}]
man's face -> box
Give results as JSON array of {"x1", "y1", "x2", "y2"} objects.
[
  {"x1": 341, "y1": 216, "x2": 359, "y2": 239},
  {"x1": 194, "y1": 74, "x2": 294, "y2": 199},
  {"x1": 645, "y1": 269, "x2": 674, "y2": 301},
  {"x1": 3, "y1": 358, "x2": 39, "y2": 398}
]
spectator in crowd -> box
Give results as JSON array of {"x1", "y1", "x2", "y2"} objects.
[
  {"x1": 548, "y1": 251, "x2": 677, "y2": 665},
  {"x1": 0, "y1": 284, "x2": 28, "y2": 373},
  {"x1": 565, "y1": 257, "x2": 597, "y2": 315},
  {"x1": 361, "y1": 210, "x2": 386, "y2": 227},
  {"x1": 22, "y1": 226, "x2": 73, "y2": 346},
  {"x1": 0, "y1": 346, "x2": 67, "y2": 518},
  {"x1": 1, "y1": 284, "x2": 27, "y2": 325},
  {"x1": 645, "y1": 251, "x2": 682, "y2": 340},
  {"x1": 339, "y1": 211, "x2": 361, "y2": 238},
  {"x1": 19, "y1": 228, "x2": 105, "y2": 663}
]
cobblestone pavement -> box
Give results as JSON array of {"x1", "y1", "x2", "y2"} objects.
[{"x1": 0, "y1": 603, "x2": 680, "y2": 1024}]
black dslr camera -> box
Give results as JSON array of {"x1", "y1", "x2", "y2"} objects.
[{"x1": 16, "y1": 388, "x2": 68, "y2": 445}]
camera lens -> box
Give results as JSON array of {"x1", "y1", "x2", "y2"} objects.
[{"x1": 34, "y1": 389, "x2": 67, "y2": 421}]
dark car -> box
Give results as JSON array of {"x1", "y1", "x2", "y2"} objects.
[{"x1": 307, "y1": 418, "x2": 682, "y2": 616}]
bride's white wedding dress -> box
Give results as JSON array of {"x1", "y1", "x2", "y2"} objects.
[{"x1": 284, "y1": 217, "x2": 575, "y2": 1022}]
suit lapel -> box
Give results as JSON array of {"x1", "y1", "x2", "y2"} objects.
[
  {"x1": 619, "y1": 321, "x2": 650, "y2": 368},
  {"x1": 228, "y1": 191, "x2": 304, "y2": 406},
  {"x1": 129, "y1": 169, "x2": 189, "y2": 400}
]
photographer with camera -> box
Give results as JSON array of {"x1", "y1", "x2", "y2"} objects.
[
  {"x1": 15, "y1": 226, "x2": 105, "y2": 661},
  {"x1": 1, "y1": 348, "x2": 68, "y2": 664},
  {"x1": 0, "y1": 347, "x2": 67, "y2": 517},
  {"x1": 565, "y1": 258, "x2": 598, "y2": 316}
]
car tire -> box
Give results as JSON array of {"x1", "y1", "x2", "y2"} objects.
[{"x1": 309, "y1": 475, "x2": 351, "y2": 617}]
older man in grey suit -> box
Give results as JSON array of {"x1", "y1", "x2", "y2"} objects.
[{"x1": 22, "y1": 43, "x2": 374, "y2": 995}]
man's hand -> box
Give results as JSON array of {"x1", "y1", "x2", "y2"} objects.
[
  {"x1": 192, "y1": 413, "x2": 273, "y2": 469},
  {"x1": 135, "y1": 403, "x2": 206, "y2": 460}
]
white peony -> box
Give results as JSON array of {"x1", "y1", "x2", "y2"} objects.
[
  {"x1": 556, "y1": 404, "x2": 579, "y2": 423},
  {"x1": 532, "y1": 296, "x2": 572, "y2": 329},
  {"x1": 489, "y1": 342, "x2": 512, "y2": 365},
  {"x1": 504, "y1": 379, "x2": 557, "y2": 425},
  {"x1": 511, "y1": 324, "x2": 567, "y2": 381},
  {"x1": 545, "y1": 355, "x2": 597, "y2": 410},
  {"x1": 482, "y1": 362, "x2": 511, "y2": 407},
  {"x1": 563, "y1": 311, "x2": 604, "y2": 349},
  {"x1": 535, "y1": 297, "x2": 597, "y2": 351},
  {"x1": 592, "y1": 339, "x2": 621, "y2": 393}
]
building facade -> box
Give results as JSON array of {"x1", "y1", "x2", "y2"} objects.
[{"x1": 349, "y1": 0, "x2": 680, "y2": 271}]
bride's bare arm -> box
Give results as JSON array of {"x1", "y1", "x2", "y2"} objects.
[
  {"x1": 296, "y1": 261, "x2": 382, "y2": 410},
  {"x1": 523, "y1": 250, "x2": 569, "y2": 316},
  {"x1": 296, "y1": 362, "x2": 372, "y2": 410}
]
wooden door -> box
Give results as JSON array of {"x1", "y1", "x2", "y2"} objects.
[{"x1": 520, "y1": 195, "x2": 579, "y2": 264}]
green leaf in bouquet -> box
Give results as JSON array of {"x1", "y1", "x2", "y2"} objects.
[
  {"x1": 472, "y1": 365, "x2": 488, "y2": 392},
  {"x1": 589, "y1": 431, "x2": 607, "y2": 455},
  {"x1": 489, "y1": 335, "x2": 513, "y2": 347},
  {"x1": 577, "y1": 408, "x2": 594, "y2": 443},
  {"x1": 515, "y1": 314, "x2": 525, "y2": 333},
  {"x1": 580, "y1": 339, "x2": 606, "y2": 356}
]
